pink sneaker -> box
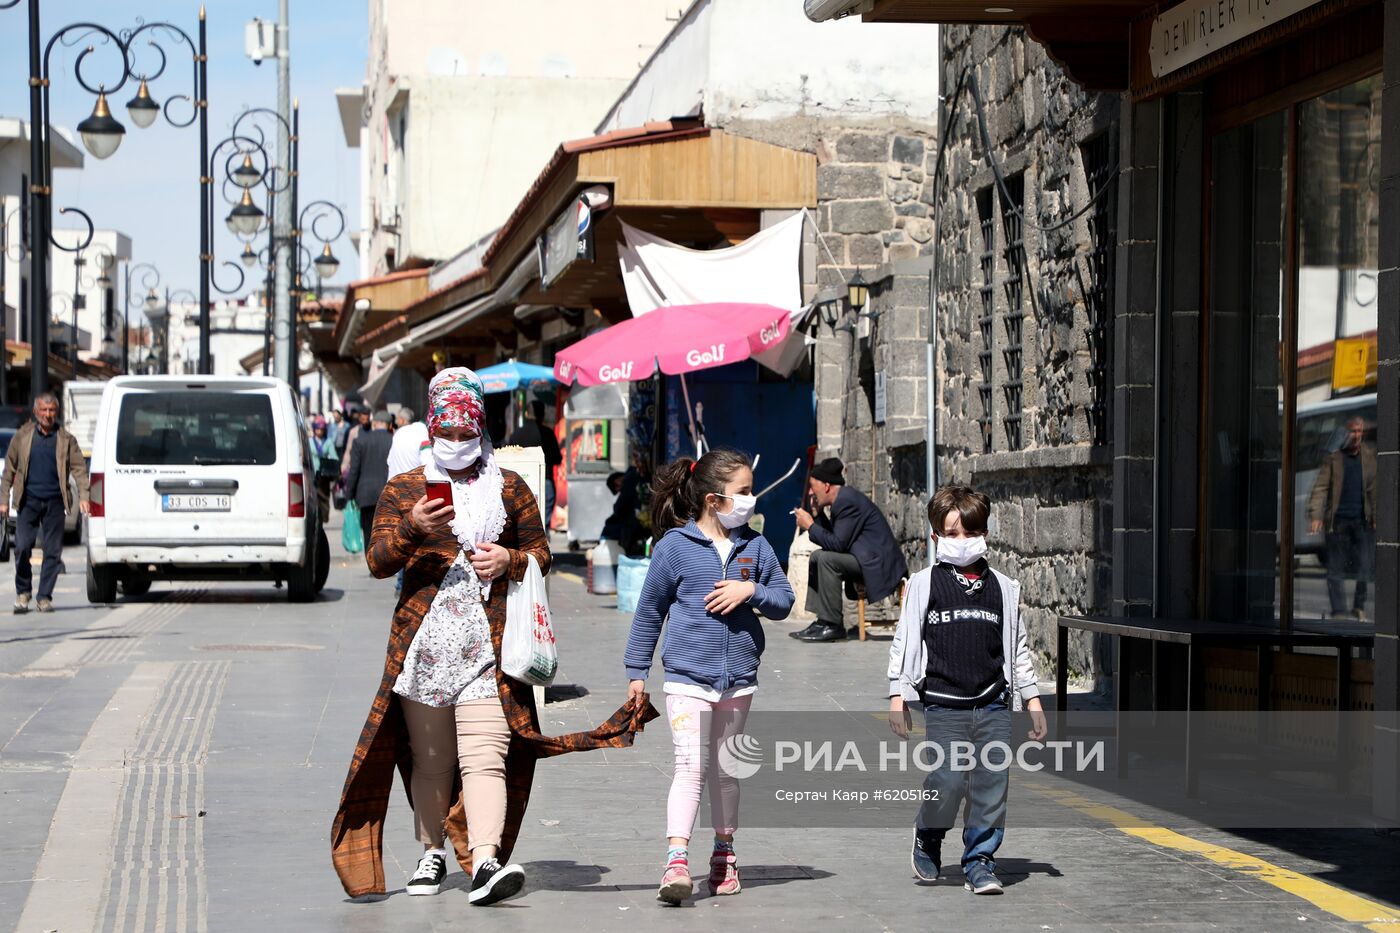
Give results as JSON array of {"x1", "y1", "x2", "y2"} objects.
[
  {"x1": 708, "y1": 849, "x2": 741, "y2": 896},
  {"x1": 657, "y1": 857, "x2": 692, "y2": 905}
]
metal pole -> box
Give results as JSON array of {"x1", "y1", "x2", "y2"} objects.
[
  {"x1": 197, "y1": 7, "x2": 211, "y2": 375},
  {"x1": 271, "y1": 0, "x2": 292, "y2": 385},
  {"x1": 263, "y1": 183, "x2": 274, "y2": 376},
  {"x1": 162, "y1": 287, "x2": 170, "y2": 374},
  {"x1": 0, "y1": 200, "x2": 9, "y2": 405},
  {"x1": 121, "y1": 264, "x2": 129, "y2": 376},
  {"x1": 27, "y1": 0, "x2": 47, "y2": 400},
  {"x1": 70, "y1": 252, "x2": 80, "y2": 372},
  {"x1": 289, "y1": 100, "x2": 300, "y2": 394}
]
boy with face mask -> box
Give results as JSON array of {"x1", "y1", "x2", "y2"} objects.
[{"x1": 886, "y1": 485, "x2": 1047, "y2": 895}]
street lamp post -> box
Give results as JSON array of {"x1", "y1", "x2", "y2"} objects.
[
  {"x1": 0, "y1": 196, "x2": 26, "y2": 405},
  {"x1": 0, "y1": 2, "x2": 209, "y2": 394},
  {"x1": 122, "y1": 262, "x2": 159, "y2": 376}
]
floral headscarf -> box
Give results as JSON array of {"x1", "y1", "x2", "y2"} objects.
[
  {"x1": 423, "y1": 367, "x2": 506, "y2": 594},
  {"x1": 427, "y1": 367, "x2": 486, "y2": 439}
]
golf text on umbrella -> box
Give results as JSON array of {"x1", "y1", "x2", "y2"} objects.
[
  {"x1": 598, "y1": 361, "x2": 635, "y2": 383},
  {"x1": 685, "y1": 344, "x2": 727, "y2": 367}
]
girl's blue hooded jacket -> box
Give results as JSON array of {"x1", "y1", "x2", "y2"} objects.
[{"x1": 624, "y1": 521, "x2": 794, "y2": 691}]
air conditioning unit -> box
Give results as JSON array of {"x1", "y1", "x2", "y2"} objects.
[{"x1": 803, "y1": 0, "x2": 873, "y2": 23}]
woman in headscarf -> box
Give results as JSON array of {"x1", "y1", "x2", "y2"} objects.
[{"x1": 332, "y1": 367, "x2": 658, "y2": 905}]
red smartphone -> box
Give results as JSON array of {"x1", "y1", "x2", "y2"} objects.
[{"x1": 425, "y1": 481, "x2": 452, "y2": 508}]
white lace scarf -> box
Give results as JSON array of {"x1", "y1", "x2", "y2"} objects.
[{"x1": 422, "y1": 439, "x2": 507, "y2": 600}]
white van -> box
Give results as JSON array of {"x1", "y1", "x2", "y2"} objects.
[{"x1": 86, "y1": 375, "x2": 329, "y2": 602}]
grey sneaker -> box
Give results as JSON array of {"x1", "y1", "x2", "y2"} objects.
[
  {"x1": 911, "y1": 828, "x2": 941, "y2": 881},
  {"x1": 13, "y1": 593, "x2": 30, "y2": 614},
  {"x1": 963, "y1": 859, "x2": 1002, "y2": 895},
  {"x1": 36, "y1": 598, "x2": 53, "y2": 613}
]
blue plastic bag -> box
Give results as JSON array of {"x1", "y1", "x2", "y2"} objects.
[
  {"x1": 342, "y1": 501, "x2": 364, "y2": 553},
  {"x1": 616, "y1": 555, "x2": 650, "y2": 614}
]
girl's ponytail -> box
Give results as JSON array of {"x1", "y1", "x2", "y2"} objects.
[{"x1": 650, "y1": 456, "x2": 697, "y2": 536}]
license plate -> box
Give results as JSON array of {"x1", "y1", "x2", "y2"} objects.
[{"x1": 162, "y1": 494, "x2": 232, "y2": 512}]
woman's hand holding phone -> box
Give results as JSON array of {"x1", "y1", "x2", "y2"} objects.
[{"x1": 410, "y1": 493, "x2": 454, "y2": 534}]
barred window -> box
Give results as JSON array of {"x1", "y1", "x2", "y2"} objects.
[
  {"x1": 1081, "y1": 132, "x2": 1116, "y2": 447},
  {"x1": 976, "y1": 187, "x2": 996, "y2": 455},
  {"x1": 999, "y1": 174, "x2": 1026, "y2": 451}
]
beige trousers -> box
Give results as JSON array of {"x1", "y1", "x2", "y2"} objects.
[{"x1": 400, "y1": 696, "x2": 511, "y2": 851}]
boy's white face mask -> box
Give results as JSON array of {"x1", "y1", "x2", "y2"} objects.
[{"x1": 934, "y1": 533, "x2": 987, "y2": 567}]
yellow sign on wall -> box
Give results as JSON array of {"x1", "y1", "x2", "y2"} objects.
[{"x1": 1332, "y1": 336, "x2": 1377, "y2": 391}]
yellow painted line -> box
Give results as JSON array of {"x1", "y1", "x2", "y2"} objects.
[
  {"x1": 553, "y1": 571, "x2": 585, "y2": 585},
  {"x1": 1032, "y1": 782, "x2": 1400, "y2": 930}
]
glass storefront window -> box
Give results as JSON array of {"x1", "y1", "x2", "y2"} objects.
[
  {"x1": 1293, "y1": 76, "x2": 1380, "y2": 623},
  {"x1": 1205, "y1": 74, "x2": 1380, "y2": 628},
  {"x1": 1206, "y1": 110, "x2": 1287, "y2": 624}
]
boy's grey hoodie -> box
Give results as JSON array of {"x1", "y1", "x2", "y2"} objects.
[{"x1": 887, "y1": 564, "x2": 1040, "y2": 711}]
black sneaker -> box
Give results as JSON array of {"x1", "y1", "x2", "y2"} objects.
[
  {"x1": 911, "y1": 828, "x2": 941, "y2": 881},
  {"x1": 407, "y1": 852, "x2": 446, "y2": 896},
  {"x1": 469, "y1": 857, "x2": 525, "y2": 906}
]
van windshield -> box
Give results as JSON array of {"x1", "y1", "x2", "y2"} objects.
[{"x1": 115, "y1": 392, "x2": 277, "y2": 465}]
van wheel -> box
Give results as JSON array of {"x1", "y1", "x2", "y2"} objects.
[
  {"x1": 87, "y1": 562, "x2": 118, "y2": 603},
  {"x1": 288, "y1": 538, "x2": 318, "y2": 603},
  {"x1": 313, "y1": 526, "x2": 330, "y2": 593},
  {"x1": 120, "y1": 576, "x2": 152, "y2": 597}
]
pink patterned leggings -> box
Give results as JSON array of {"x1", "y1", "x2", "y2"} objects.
[{"x1": 665, "y1": 692, "x2": 754, "y2": 840}]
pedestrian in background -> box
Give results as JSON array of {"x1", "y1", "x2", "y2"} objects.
[
  {"x1": 1307, "y1": 416, "x2": 1376, "y2": 620},
  {"x1": 624, "y1": 449, "x2": 794, "y2": 905},
  {"x1": 331, "y1": 367, "x2": 657, "y2": 905},
  {"x1": 395, "y1": 407, "x2": 415, "y2": 430},
  {"x1": 792, "y1": 456, "x2": 908, "y2": 642},
  {"x1": 344, "y1": 411, "x2": 394, "y2": 558},
  {"x1": 330, "y1": 409, "x2": 349, "y2": 460},
  {"x1": 312, "y1": 418, "x2": 338, "y2": 520},
  {"x1": 507, "y1": 400, "x2": 563, "y2": 528},
  {"x1": 888, "y1": 485, "x2": 1046, "y2": 895},
  {"x1": 0, "y1": 394, "x2": 89, "y2": 613}
]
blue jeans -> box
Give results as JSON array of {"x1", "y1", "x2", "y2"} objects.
[
  {"x1": 915, "y1": 698, "x2": 1010, "y2": 870},
  {"x1": 543, "y1": 478, "x2": 556, "y2": 529}
]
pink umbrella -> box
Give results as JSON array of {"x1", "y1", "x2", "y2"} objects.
[{"x1": 553, "y1": 301, "x2": 793, "y2": 454}]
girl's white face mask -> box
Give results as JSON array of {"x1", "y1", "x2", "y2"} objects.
[
  {"x1": 935, "y1": 533, "x2": 987, "y2": 567},
  {"x1": 715, "y1": 493, "x2": 757, "y2": 530},
  {"x1": 433, "y1": 436, "x2": 481, "y2": 470}
]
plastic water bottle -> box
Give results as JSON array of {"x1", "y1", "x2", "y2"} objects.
[{"x1": 591, "y1": 539, "x2": 618, "y2": 594}]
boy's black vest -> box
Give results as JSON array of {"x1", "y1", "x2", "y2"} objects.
[{"x1": 921, "y1": 563, "x2": 1005, "y2": 709}]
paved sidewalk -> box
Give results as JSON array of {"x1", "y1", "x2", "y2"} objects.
[{"x1": 0, "y1": 527, "x2": 1396, "y2": 931}]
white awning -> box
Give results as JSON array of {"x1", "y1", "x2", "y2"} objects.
[
  {"x1": 618, "y1": 212, "x2": 813, "y2": 376},
  {"x1": 358, "y1": 342, "x2": 405, "y2": 405}
]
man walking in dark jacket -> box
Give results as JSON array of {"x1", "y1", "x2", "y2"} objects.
[
  {"x1": 793, "y1": 457, "x2": 908, "y2": 642},
  {"x1": 0, "y1": 394, "x2": 90, "y2": 612},
  {"x1": 345, "y1": 410, "x2": 394, "y2": 563},
  {"x1": 1307, "y1": 416, "x2": 1377, "y2": 620}
]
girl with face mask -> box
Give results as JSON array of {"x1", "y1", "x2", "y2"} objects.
[
  {"x1": 623, "y1": 448, "x2": 795, "y2": 905},
  {"x1": 333, "y1": 367, "x2": 659, "y2": 907}
]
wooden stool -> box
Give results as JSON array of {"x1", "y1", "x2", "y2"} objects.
[{"x1": 854, "y1": 578, "x2": 908, "y2": 641}]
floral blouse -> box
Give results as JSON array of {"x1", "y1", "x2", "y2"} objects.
[{"x1": 392, "y1": 549, "x2": 497, "y2": 707}]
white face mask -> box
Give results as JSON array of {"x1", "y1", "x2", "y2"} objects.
[
  {"x1": 935, "y1": 533, "x2": 987, "y2": 567},
  {"x1": 714, "y1": 493, "x2": 757, "y2": 530},
  {"x1": 434, "y1": 436, "x2": 481, "y2": 470}
]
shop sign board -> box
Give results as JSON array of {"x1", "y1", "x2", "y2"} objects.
[
  {"x1": 1148, "y1": 0, "x2": 1326, "y2": 78},
  {"x1": 874, "y1": 371, "x2": 887, "y2": 425},
  {"x1": 1332, "y1": 336, "x2": 1377, "y2": 391},
  {"x1": 537, "y1": 196, "x2": 595, "y2": 289}
]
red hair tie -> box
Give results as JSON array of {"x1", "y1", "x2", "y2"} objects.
[{"x1": 689, "y1": 462, "x2": 696, "y2": 473}]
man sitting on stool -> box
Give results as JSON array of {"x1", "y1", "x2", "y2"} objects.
[{"x1": 792, "y1": 457, "x2": 908, "y2": 643}]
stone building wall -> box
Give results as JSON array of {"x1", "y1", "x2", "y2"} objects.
[
  {"x1": 933, "y1": 25, "x2": 1122, "y2": 681},
  {"x1": 809, "y1": 123, "x2": 941, "y2": 622}
]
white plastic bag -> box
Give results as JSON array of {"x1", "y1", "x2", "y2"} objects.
[{"x1": 502, "y1": 554, "x2": 558, "y2": 686}]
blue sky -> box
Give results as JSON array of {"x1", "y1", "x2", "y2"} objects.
[{"x1": 0, "y1": 0, "x2": 366, "y2": 302}]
